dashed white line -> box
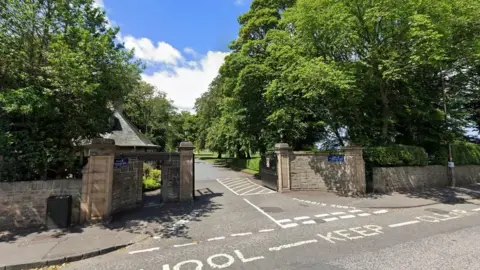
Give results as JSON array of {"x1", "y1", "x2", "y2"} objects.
[
  {"x1": 357, "y1": 213, "x2": 371, "y2": 217},
  {"x1": 315, "y1": 214, "x2": 330, "y2": 218},
  {"x1": 129, "y1": 247, "x2": 160, "y2": 254},
  {"x1": 373, "y1": 210, "x2": 388, "y2": 214},
  {"x1": 259, "y1": 229, "x2": 275, "y2": 233},
  {"x1": 472, "y1": 208, "x2": 480, "y2": 212},
  {"x1": 269, "y1": 239, "x2": 318, "y2": 251},
  {"x1": 294, "y1": 216, "x2": 310, "y2": 221},
  {"x1": 174, "y1": 243, "x2": 197, "y2": 248},
  {"x1": 324, "y1": 217, "x2": 338, "y2": 222},
  {"x1": 331, "y1": 212, "x2": 346, "y2": 215},
  {"x1": 244, "y1": 198, "x2": 285, "y2": 228},
  {"x1": 277, "y1": 219, "x2": 292, "y2": 223},
  {"x1": 231, "y1": 232, "x2": 253, "y2": 237},
  {"x1": 207, "y1": 237, "x2": 226, "y2": 241},
  {"x1": 339, "y1": 215, "x2": 356, "y2": 219},
  {"x1": 388, "y1": 220, "x2": 420, "y2": 228},
  {"x1": 302, "y1": 220, "x2": 316, "y2": 225},
  {"x1": 348, "y1": 209, "x2": 363, "y2": 213},
  {"x1": 282, "y1": 223, "x2": 298, "y2": 228}
]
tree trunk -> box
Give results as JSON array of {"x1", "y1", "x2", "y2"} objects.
[
  {"x1": 246, "y1": 152, "x2": 251, "y2": 159},
  {"x1": 217, "y1": 153, "x2": 222, "y2": 159}
]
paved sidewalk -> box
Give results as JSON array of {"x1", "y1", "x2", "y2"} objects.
[
  {"x1": 0, "y1": 224, "x2": 149, "y2": 270},
  {"x1": 285, "y1": 184, "x2": 480, "y2": 209}
]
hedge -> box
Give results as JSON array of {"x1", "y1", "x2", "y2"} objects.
[
  {"x1": 429, "y1": 142, "x2": 480, "y2": 165},
  {"x1": 229, "y1": 158, "x2": 261, "y2": 172},
  {"x1": 363, "y1": 145, "x2": 428, "y2": 167}
]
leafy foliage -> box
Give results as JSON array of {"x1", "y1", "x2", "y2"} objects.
[
  {"x1": 229, "y1": 158, "x2": 261, "y2": 172},
  {"x1": 194, "y1": 0, "x2": 480, "y2": 159},
  {"x1": 429, "y1": 142, "x2": 480, "y2": 165},
  {"x1": 0, "y1": 0, "x2": 141, "y2": 181},
  {"x1": 364, "y1": 145, "x2": 428, "y2": 167}
]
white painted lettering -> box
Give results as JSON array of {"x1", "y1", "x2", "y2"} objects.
[
  {"x1": 350, "y1": 227, "x2": 378, "y2": 237},
  {"x1": 334, "y1": 229, "x2": 363, "y2": 240},
  {"x1": 162, "y1": 265, "x2": 170, "y2": 270},
  {"x1": 416, "y1": 215, "x2": 440, "y2": 222},
  {"x1": 207, "y1": 254, "x2": 234, "y2": 269},
  {"x1": 234, "y1": 250, "x2": 264, "y2": 263},
  {"x1": 431, "y1": 213, "x2": 461, "y2": 221},
  {"x1": 363, "y1": 225, "x2": 383, "y2": 234},
  {"x1": 317, "y1": 232, "x2": 347, "y2": 244},
  {"x1": 173, "y1": 260, "x2": 203, "y2": 270}
]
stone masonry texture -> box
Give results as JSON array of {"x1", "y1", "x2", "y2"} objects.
[
  {"x1": 289, "y1": 149, "x2": 366, "y2": 196},
  {"x1": 0, "y1": 179, "x2": 82, "y2": 230},
  {"x1": 373, "y1": 165, "x2": 480, "y2": 193}
]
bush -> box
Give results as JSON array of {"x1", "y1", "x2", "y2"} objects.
[
  {"x1": 429, "y1": 142, "x2": 480, "y2": 165},
  {"x1": 363, "y1": 145, "x2": 428, "y2": 167},
  {"x1": 143, "y1": 176, "x2": 160, "y2": 191},
  {"x1": 229, "y1": 158, "x2": 261, "y2": 172},
  {"x1": 143, "y1": 163, "x2": 153, "y2": 176},
  {"x1": 150, "y1": 169, "x2": 161, "y2": 180}
]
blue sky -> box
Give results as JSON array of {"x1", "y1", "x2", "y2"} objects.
[{"x1": 95, "y1": 0, "x2": 251, "y2": 110}]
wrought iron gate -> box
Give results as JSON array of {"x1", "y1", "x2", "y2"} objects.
[{"x1": 260, "y1": 152, "x2": 278, "y2": 191}]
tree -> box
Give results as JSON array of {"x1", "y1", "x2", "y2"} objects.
[{"x1": 0, "y1": 0, "x2": 141, "y2": 181}]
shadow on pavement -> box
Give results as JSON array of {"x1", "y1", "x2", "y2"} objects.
[
  {"x1": 368, "y1": 184, "x2": 480, "y2": 205},
  {"x1": 107, "y1": 188, "x2": 224, "y2": 239}
]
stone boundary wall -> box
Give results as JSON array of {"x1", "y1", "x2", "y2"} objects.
[
  {"x1": 373, "y1": 165, "x2": 480, "y2": 193},
  {"x1": 0, "y1": 179, "x2": 82, "y2": 229},
  {"x1": 289, "y1": 148, "x2": 365, "y2": 196}
]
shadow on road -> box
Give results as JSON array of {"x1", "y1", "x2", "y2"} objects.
[{"x1": 107, "y1": 188, "x2": 224, "y2": 239}]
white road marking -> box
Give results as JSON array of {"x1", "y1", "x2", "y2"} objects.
[
  {"x1": 207, "y1": 254, "x2": 234, "y2": 269},
  {"x1": 331, "y1": 212, "x2": 346, "y2": 215},
  {"x1": 324, "y1": 217, "x2": 338, "y2": 222},
  {"x1": 174, "y1": 243, "x2": 197, "y2": 248},
  {"x1": 153, "y1": 236, "x2": 162, "y2": 239},
  {"x1": 231, "y1": 232, "x2": 252, "y2": 237},
  {"x1": 230, "y1": 182, "x2": 251, "y2": 189},
  {"x1": 294, "y1": 216, "x2": 310, "y2": 221},
  {"x1": 282, "y1": 223, "x2": 298, "y2": 228},
  {"x1": 339, "y1": 215, "x2": 356, "y2": 219},
  {"x1": 207, "y1": 237, "x2": 226, "y2": 241},
  {"x1": 244, "y1": 198, "x2": 286, "y2": 228},
  {"x1": 277, "y1": 219, "x2": 292, "y2": 223},
  {"x1": 238, "y1": 186, "x2": 262, "y2": 194},
  {"x1": 269, "y1": 239, "x2": 318, "y2": 251},
  {"x1": 472, "y1": 208, "x2": 480, "y2": 212},
  {"x1": 357, "y1": 213, "x2": 371, "y2": 217},
  {"x1": 388, "y1": 220, "x2": 420, "y2": 228},
  {"x1": 234, "y1": 250, "x2": 265, "y2": 262},
  {"x1": 221, "y1": 179, "x2": 239, "y2": 184},
  {"x1": 216, "y1": 179, "x2": 240, "y2": 195},
  {"x1": 302, "y1": 220, "x2": 316, "y2": 225},
  {"x1": 259, "y1": 229, "x2": 274, "y2": 233},
  {"x1": 315, "y1": 214, "x2": 330, "y2": 218},
  {"x1": 235, "y1": 184, "x2": 257, "y2": 193},
  {"x1": 373, "y1": 210, "x2": 388, "y2": 214},
  {"x1": 348, "y1": 209, "x2": 363, "y2": 213},
  {"x1": 129, "y1": 247, "x2": 160, "y2": 254}
]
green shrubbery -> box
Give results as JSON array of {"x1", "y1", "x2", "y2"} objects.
[
  {"x1": 363, "y1": 145, "x2": 428, "y2": 167},
  {"x1": 429, "y1": 142, "x2": 480, "y2": 165},
  {"x1": 229, "y1": 158, "x2": 261, "y2": 172},
  {"x1": 142, "y1": 163, "x2": 161, "y2": 191}
]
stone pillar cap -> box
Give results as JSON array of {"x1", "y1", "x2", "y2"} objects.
[
  {"x1": 179, "y1": 141, "x2": 195, "y2": 149},
  {"x1": 275, "y1": 143, "x2": 290, "y2": 150}
]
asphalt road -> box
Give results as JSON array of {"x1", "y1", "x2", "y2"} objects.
[{"x1": 63, "y1": 161, "x2": 480, "y2": 270}]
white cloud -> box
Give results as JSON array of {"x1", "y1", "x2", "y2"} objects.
[
  {"x1": 93, "y1": 0, "x2": 104, "y2": 8},
  {"x1": 142, "y1": 50, "x2": 230, "y2": 110},
  {"x1": 122, "y1": 36, "x2": 184, "y2": 65},
  {"x1": 183, "y1": 47, "x2": 197, "y2": 57}
]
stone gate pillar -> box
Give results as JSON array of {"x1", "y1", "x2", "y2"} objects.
[
  {"x1": 80, "y1": 138, "x2": 116, "y2": 223},
  {"x1": 179, "y1": 141, "x2": 195, "y2": 202},
  {"x1": 344, "y1": 146, "x2": 366, "y2": 196},
  {"x1": 275, "y1": 143, "x2": 291, "y2": 193}
]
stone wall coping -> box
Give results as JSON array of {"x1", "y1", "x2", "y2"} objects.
[{"x1": 0, "y1": 179, "x2": 82, "y2": 184}]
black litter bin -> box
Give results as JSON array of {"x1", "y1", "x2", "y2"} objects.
[{"x1": 46, "y1": 195, "x2": 72, "y2": 229}]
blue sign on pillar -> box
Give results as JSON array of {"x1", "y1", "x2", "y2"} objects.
[
  {"x1": 328, "y1": 155, "x2": 345, "y2": 163},
  {"x1": 114, "y1": 158, "x2": 129, "y2": 168}
]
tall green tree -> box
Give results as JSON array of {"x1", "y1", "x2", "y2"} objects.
[{"x1": 0, "y1": 0, "x2": 141, "y2": 181}]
